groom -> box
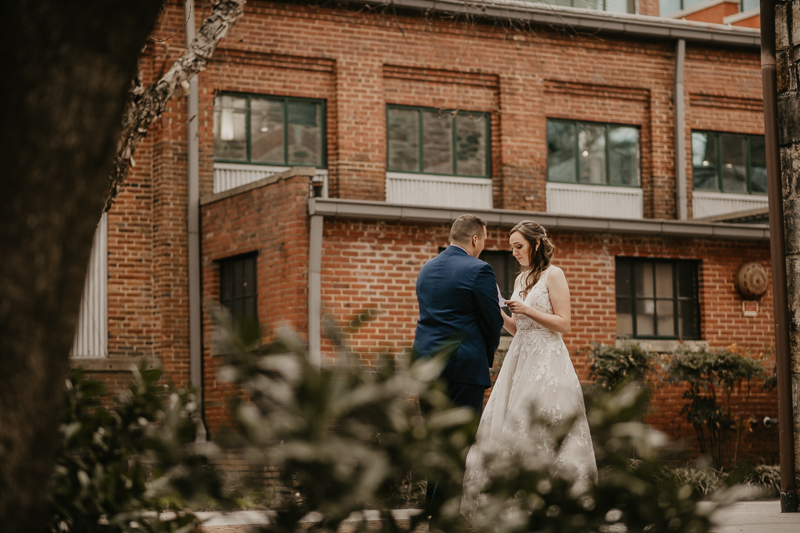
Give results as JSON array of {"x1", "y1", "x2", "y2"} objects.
[{"x1": 412, "y1": 214, "x2": 504, "y2": 514}]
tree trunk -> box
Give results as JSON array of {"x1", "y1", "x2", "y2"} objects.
[{"x1": 0, "y1": 1, "x2": 162, "y2": 530}]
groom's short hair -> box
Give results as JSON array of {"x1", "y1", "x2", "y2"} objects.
[{"x1": 450, "y1": 214, "x2": 487, "y2": 246}]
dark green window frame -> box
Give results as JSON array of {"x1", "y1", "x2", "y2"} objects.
[
  {"x1": 529, "y1": 0, "x2": 634, "y2": 13},
  {"x1": 213, "y1": 92, "x2": 326, "y2": 168},
  {"x1": 386, "y1": 105, "x2": 491, "y2": 178},
  {"x1": 546, "y1": 118, "x2": 641, "y2": 187},
  {"x1": 615, "y1": 257, "x2": 700, "y2": 341},
  {"x1": 219, "y1": 252, "x2": 260, "y2": 337},
  {"x1": 691, "y1": 130, "x2": 766, "y2": 195}
]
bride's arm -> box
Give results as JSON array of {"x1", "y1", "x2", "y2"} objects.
[
  {"x1": 502, "y1": 310, "x2": 516, "y2": 335},
  {"x1": 505, "y1": 268, "x2": 571, "y2": 334}
]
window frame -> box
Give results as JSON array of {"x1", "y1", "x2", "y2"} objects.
[
  {"x1": 615, "y1": 257, "x2": 701, "y2": 341},
  {"x1": 218, "y1": 252, "x2": 259, "y2": 334},
  {"x1": 386, "y1": 104, "x2": 492, "y2": 179},
  {"x1": 213, "y1": 92, "x2": 327, "y2": 168},
  {"x1": 691, "y1": 130, "x2": 766, "y2": 195},
  {"x1": 546, "y1": 118, "x2": 641, "y2": 188}
]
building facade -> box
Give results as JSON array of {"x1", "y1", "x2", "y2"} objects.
[{"x1": 71, "y1": 0, "x2": 779, "y2": 464}]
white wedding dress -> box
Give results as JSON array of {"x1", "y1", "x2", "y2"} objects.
[{"x1": 462, "y1": 265, "x2": 597, "y2": 517}]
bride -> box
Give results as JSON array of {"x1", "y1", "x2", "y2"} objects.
[{"x1": 462, "y1": 220, "x2": 597, "y2": 516}]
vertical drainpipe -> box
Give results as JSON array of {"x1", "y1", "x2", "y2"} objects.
[
  {"x1": 760, "y1": 0, "x2": 798, "y2": 512},
  {"x1": 185, "y1": 0, "x2": 206, "y2": 439},
  {"x1": 308, "y1": 211, "x2": 323, "y2": 366},
  {"x1": 674, "y1": 39, "x2": 688, "y2": 220}
]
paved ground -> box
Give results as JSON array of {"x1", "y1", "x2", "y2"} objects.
[{"x1": 196, "y1": 502, "x2": 800, "y2": 532}]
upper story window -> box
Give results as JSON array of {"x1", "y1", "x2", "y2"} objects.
[
  {"x1": 386, "y1": 105, "x2": 490, "y2": 178},
  {"x1": 691, "y1": 131, "x2": 766, "y2": 195},
  {"x1": 528, "y1": 0, "x2": 634, "y2": 13},
  {"x1": 546, "y1": 119, "x2": 640, "y2": 187},
  {"x1": 214, "y1": 93, "x2": 325, "y2": 167},
  {"x1": 615, "y1": 257, "x2": 700, "y2": 340},
  {"x1": 220, "y1": 253, "x2": 259, "y2": 336},
  {"x1": 659, "y1": 0, "x2": 706, "y2": 15}
]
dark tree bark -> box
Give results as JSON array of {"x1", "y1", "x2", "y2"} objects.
[{"x1": 0, "y1": 1, "x2": 163, "y2": 530}]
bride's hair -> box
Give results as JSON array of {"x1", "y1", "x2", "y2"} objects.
[{"x1": 510, "y1": 220, "x2": 555, "y2": 298}]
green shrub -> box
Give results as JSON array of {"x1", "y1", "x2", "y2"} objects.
[
  {"x1": 49, "y1": 362, "x2": 229, "y2": 533},
  {"x1": 582, "y1": 342, "x2": 657, "y2": 395},
  {"x1": 665, "y1": 345, "x2": 766, "y2": 470}
]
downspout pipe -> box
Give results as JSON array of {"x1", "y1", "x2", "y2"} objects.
[
  {"x1": 674, "y1": 39, "x2": 688, "y2": 220},
  {"x1": 308, "y1": 213, "x2": 323, "y2": 366},
  {"x1": 185, "y1": 0, "x2": 206, "y2": 440},
  {"x1": 760, "y1": 0, "x2": 798, "y2": 512}
]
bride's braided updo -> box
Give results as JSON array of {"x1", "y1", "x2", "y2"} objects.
[{"x1": 510, "y1": 220, "x2": 555, "y2": 298}]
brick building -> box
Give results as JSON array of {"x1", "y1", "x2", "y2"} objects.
[{"x1": 71, "y1": 0, "x2": 779, "y2": 464}]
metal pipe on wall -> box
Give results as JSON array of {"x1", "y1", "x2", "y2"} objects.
[
  {"x1": 674, "y1": 39, "x2": 688, "y2": 221},
  {"x1": 308, "y1": 214, "x2": 323, "y2": 366},
  {"x1": 760, "y1": 0, "x2": 798, "y2": 512},
  {"x1": 185, "y1": 0, "x2": 206, "y2": 439}
]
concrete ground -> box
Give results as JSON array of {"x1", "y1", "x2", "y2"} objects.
[{"x1": 195, "y1": 502, "x2": 800, "y2": 532}]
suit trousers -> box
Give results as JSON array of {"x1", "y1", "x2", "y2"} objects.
[{"x1": 422, "y1": 378, "x2": 486, "y2": 519}]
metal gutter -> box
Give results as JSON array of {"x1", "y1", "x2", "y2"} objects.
[
  {"x1": 185, "y1": 0, "x2": 206, "y2": 440},
  {"x1": 760, "y1": 0, "x2": 799, "y2": 512},
  {"x1": 308, "y1": 198, "x2": 770, "y2": 241},
  {"x1": 345, "y1": 0, "x2": 761, "y2": 48},
  {"x1": 675, "y1": 39, "x2": 688, "y2": 221}
]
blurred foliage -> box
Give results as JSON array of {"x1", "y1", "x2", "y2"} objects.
[
  {"x1": 661, "y1": 464, "x2": 778, "y2": 499},
  {"x1": 48, "y1": 361, "x2": 230, "y2": 533},
  {"x1": 581, "y1": 342, "x2": 657, "y2": 393},
  {"x1": 665, "y1": 345, "x2": 766, "y2": 470},
  {"x1": 211, "y1": 309, "x2": 744, "y2": 533}
]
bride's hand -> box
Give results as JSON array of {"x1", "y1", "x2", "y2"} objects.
[{"x1": 505, "y1": 300, "x2": 529, "y2": 316}]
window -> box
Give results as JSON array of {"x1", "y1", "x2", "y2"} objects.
[
  {"x1": 615, "y1": 258, "x2": 700, "y2": 340},
  {"x1": 547, "y1": 119, "x2": 640, "y2": 186},
  {"x1": 527, "y1": 0, "x2": 634, "y2": 13},
  {"x1": 691, "y1": 131, "x2": 766, "y2": 195},
  {"x1": 480, "y1": 250, "x2": 516, "y2": 300},
  {"x1": 740, "y1": 0, "x2": 759, "y2": 10},
  {"x1": 214, "y1": 93, "x2": 325, "y2": 167},
  {"x1": 387, "y1": 105, "x2": 490, "y2": 178},
  {"x1": 220, "y1": 254, "x2": 259, "y2": 335},
  {"x1": 659, "y1": 0, "x2": 706, "y2": 16}
]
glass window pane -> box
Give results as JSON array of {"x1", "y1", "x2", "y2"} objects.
[
  {"x1": 287, "y1": 102, "x2": 322, "y2": 166},
  {"x1": 615, "y1": 259, "x2": 632, "y2": 297},
  {"x1": 750, "y1": 136, "x2": 767, "y2": 194},
  {"x1": 721, "y1": 134, "x2": 747, "y2": 193},
  {"x1": 741, "y1": 0, "x2": 759, "y2": 11},
  {"x1": 604, "y1": 0, "x2": 634, "y2": 13},
  {"x1": 547, "y1": 120, "x2": 576, "y2": 183},
  {"x1": 655, "y1": 263, "x2": 674, "y2": 298},
  {"x1": 578, "y1": 123, "x2": 606, "y2": 184},
  {"x1": 250, "y1": 98, "x2": 284, "y2": 164},
  {"x1": 656, "y1": 301, "x2": 675, "y2": 337},
  {"x1": 243, "y1": 256, "x2": 255, "y2": 297},
  {"x1": 214, "y1": 95, "x2": 248, "y2": 161},
  {"x1": 692, "y1": 132, "x2": 718, "y2": 191},
  {"x1": 636, "y1": 300, "x2": 655, "y2": 336},
  {"x1": 422, "y1": 110, "x2": 453, "y2": 174},
  {"x1": 573, "y1": 0, "x2": 603, "y2": 9},
  {"x1": 387, "y1": 108, "x2": 420, "y2": 172},
  {"x1": 679, "y1": 300, "x2": 699, "y2": 339},
  {"x1": 659, "y1": 0, "x2": 682, "y2": 15},
  {"x1": 616, "y1": 299, "x2": 633, "y2": 336},
  {"x1": 455, "y1": 114, "x2": 487, "y2": 176},
  {"x1": 608, "y1": 126, "x2": 639, "y2": 186},
  {"x1": 677, "y1": 261, "x2": 697, "y2": 298},
  {"x1": 635, "y1": 262, "x2": 654, "y2": 298}
]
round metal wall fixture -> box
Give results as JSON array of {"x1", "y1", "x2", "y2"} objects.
[{"x1": 735, "y1": 262, "x2": 769, "y2": 300}]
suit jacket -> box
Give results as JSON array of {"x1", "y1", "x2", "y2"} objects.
[{"x1": 412, "y1": 245, "x2": 504, "y2": 387}]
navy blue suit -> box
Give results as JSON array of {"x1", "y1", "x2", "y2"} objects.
[{"x1": 413, "y1": 245, "x2": 504, "y2": 391}]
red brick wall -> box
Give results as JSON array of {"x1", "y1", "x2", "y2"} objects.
[
  {"x1": 200, "y1": 175, "x2": 310, "y2": 436},
  {"x1": 318, "y1": 218, "x2": 777, "y2": 462}
]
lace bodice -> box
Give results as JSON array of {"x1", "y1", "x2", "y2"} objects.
[{"x1": 511, "y1": 266, "x2": 555, "y2": 333}]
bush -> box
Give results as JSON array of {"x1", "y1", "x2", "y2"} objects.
[
  {"x1": 49, "y1": 362, "x2": 229, "y2": 533},
  {"x1": 582, "y1": 342, "x2": 656, "y2": 392},
  {"x1": 665, "y1": 345, "x2": 766, "y2": 470}
]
